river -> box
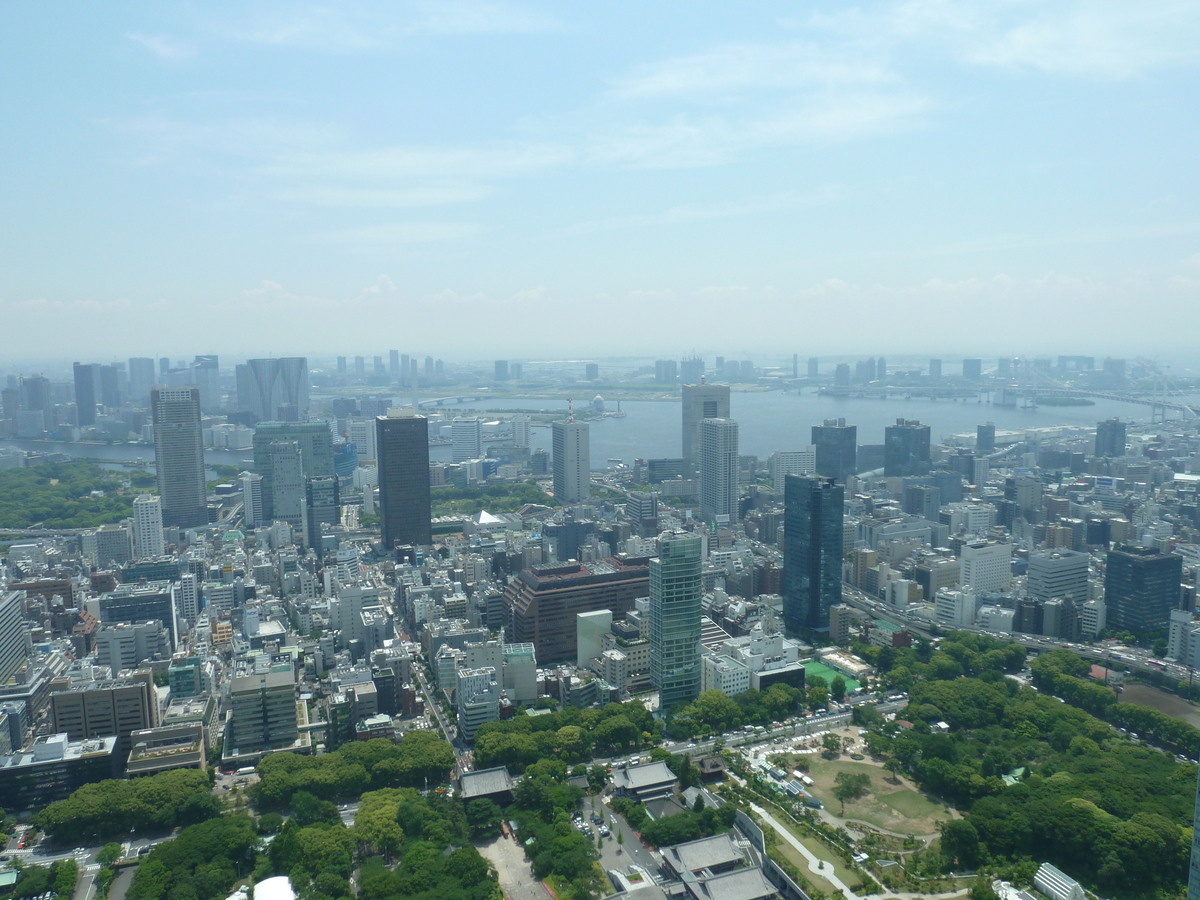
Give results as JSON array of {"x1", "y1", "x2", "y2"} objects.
[{"x1": 0, "y1": 388, "x2": 1185, "y2": 470}]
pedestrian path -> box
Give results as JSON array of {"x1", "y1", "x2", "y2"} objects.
[{"x1": 750, "y1": 802, "x2": 859, "y2": 900}]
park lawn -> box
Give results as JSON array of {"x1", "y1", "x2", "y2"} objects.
[
  {"x1": 767, "y1": 835, "x2": 843, "y2": 897},
  {"x1": 760, "y1": 798, "x2": 860, "y2": 890},
  {"x1": 806, "y1": 757, "x2": 948, "y2": 836}
]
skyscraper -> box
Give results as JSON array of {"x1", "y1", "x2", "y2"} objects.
[
  {"x1": 304, "y1": 475, "x2": 340, "y2": 548},
  {"x1": 649, "y1": 532, "x2": 703, "y2": 712},
  {"x1": 1028, "y1": 549, "x2": 1089, "y2": 605},
  {"x1": 812, "y1": 418, "x2": 857, "y2": 481},
  {"x1": 269, "y1": 442, "x2": 306, "y2": 530},
  {"x1": 884, "y1": 419, "x2": 931, "y2": 477},
  {"x1": 552, "y1": 419, "x2": 590, "y2": 503},
  {"x1": 132, "y1": 495, "x2": 165, "y2": 559},
  {"x1": 511, "y1": 415, "x2": 531, "y2": 449},
  {"x1": 376, "y1": 408, "x2": 432, "y2": 548},
  {"x1": 0, "y1": 590, "x2": 30, "y2": 685},
  {"x1": 699, "y1": 418, "x2": 739, "y2": 523},
  {"x1": 151, "y1": 386, "x2": 207, "y2": 528},
  {"x1": 783, "y1": 475, "x2": 844, "y2": 634},
  {"x1": 236, "y1": 357, "x2": 309, "y2": 422},
  {"x1": 452, "y1": 417, "x2": 483, "y2": 462},
  {"x1": 681, "y1": 383, "x2": 730, "y2": 473},
  {"x1": 252, "y1": 422, "x2": 334, "y2": 520},
  {"x1": 1095, "y1": 418, "x2": 1127, "y2": 458},
  {"x1": 73, "y1": 362, "x2": 99, "y2": 426},
  {"x1": 962, "y1": 358, "x2": 983, "y2": 380},
  {"x1": 1105, "y1": 545, "x2": 1182, "y2": 634},
  {"x1": 127, "y1": 358, "x2": 156, "y2": 405},
  {"x1": 977, "y1": 422, "x2": 996, "y2": 455}
]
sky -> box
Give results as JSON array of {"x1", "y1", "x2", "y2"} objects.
[{"x1": 1, "y1": 1, "x2": 1199, "y2": 365}]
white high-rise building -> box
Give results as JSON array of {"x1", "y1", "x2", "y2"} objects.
[
  {"x1": 511, "y1": 415, "x2": 531, "y2": 449},
  {"x1": 240, "y1": 472, "x2": 264, "y2": 528},
  {"x1": 769, "y1": 448, "x2": 816, "y2": 492},
  {"x1": 552, "y1": 420, "x2": 590, "y2": 503},
  {"x1": 174, "y1": 573, "x2": 200, "y2": 622},
  {"x1": 960, "y1": 540, "x2": 1012, "y2": 593},
  {"x1": 1027, "y1": 549, "x2": 1089, "y2": 604},
  {"x1": 132, "y1": 495, "x2": 165, "y2": 559},
  {"x1": 347, "y1": 417, "x2": 377, "y2": 464},
  {"x1": 935, "y1": 588, "x2": 978, "y2": 628},
  {"x1": 502, "y1": 642, "x2": 537, "y2": 705},
  {"x1": 699, "y1": 418, "x2": 739, "y2": 523},
  {"x1": 269, "y1": 441, "x2": 306, "y2": 529},
  {"x1": 456, "y1": 666, "x2": 500, "y2": 741},
  {"x1": 452, "y1": 417, "x2": 483, "y2": 462}
]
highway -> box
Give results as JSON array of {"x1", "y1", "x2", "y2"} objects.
[{"x1": 839, "y1": 582, "x2": 1184, "y2": 680}]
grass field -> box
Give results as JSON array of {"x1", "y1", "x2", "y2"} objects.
[
  {"x1": 803, "y1": 757, "x2": 949, "y2": 835},
  {"x1": 768, "y1": 838, "x2": 844, "y2": 896}
]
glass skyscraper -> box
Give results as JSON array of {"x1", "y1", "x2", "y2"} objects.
[
  {"x1": 649, "y1": 532, "x2": 703, "y2": 713},
  {"x1": 151, "y1": 386, "x2": 207, "y2": 528},
  {"x1": 376, "y1": 409, "x2": 432, "y2": 548},
  {"x1": 783, "y1": 475, "x2": 844, "y2": 634}
]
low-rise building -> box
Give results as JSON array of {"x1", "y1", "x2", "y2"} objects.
[
  {"x1": 612, "y1": 760, "x2": 676, "y2": 802},
  {"x1": 0, "y1": 733, "x2": 120, "y2": 813}
]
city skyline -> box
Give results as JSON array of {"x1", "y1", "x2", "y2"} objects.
[{"x1": 2, "y1": 3, "x2": 1200, "y2": 361}]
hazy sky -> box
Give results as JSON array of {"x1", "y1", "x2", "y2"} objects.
[{"x1": 2, "y1": 2, "x2": 1199, "y2": 364}]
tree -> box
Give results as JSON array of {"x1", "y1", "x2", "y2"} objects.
[
  {"x1": 465, "y1": 799, "x2": 503, "y2": 839},
  {"x1": 822, "y1": 733, "x2": 842, "y2": 758},
  {"x1": 616, "y1": 830, "x2": 624, "y2": 853},
  {"x1": 884, "y1": 757, "x2": 904, "y2": 784},
  {"x1": 832, "y1": 772, "x2": 871, "y2": 816},
  {"x1": 830, "y1": 676, "x2": 847, "y2": 703},
  {"x1": 939, "y1": 819, "x2": 982, "y2": 870}
]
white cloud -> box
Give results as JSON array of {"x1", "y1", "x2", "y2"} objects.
[{"x1": 126, "y1": 32, "x2": 195, "y2": 61}]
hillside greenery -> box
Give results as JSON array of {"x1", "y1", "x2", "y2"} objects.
[{"x1": 0, "y1": 460, "x2": 138, "y2": 528}]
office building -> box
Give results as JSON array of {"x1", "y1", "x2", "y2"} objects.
[
  {"x1": 649, "y1": 533, "x2": 703, "y2": 712},
  {"x1": 699, "y1": 418, "x2": 739, "y2": 523},
  {"x1": 50, "y1": 677, "x2": 155, "y2": 762},
  {"x1": 240, "y1": 472, "x2": 264, "y2": 527},
  {"x1": 99, "y1": 581, "x2": 178, "y2": 646},
  {"x1": 884, "y1": 419, "x2": 931, "y2": 477},
  {"x1": 1105, "y1": 545, "x2": 1183, "y2": 634},
  {"x1": 655, "y1": 360, "x2": 678, "y2": 384},
  {"x1": 962, "y1": 359, "x2": 982, "y2": 380},
  {"x1": 929, "y1": 359, "x2": 942, "y2": 379},
  {"x1": 494, "y1": 360, "x2": 509, "y2": 381},
  {"x1": 0, "y1": 734, "x2": 120, "y2": 814},
  {"x1": 552, "y1": 419, "x2": 590, "y2": 503},
  {"x1": 190, "y1": 355, "x2": 220, "y2": 412},
  {"x1": 511, "y1": 415, "x2": 531, "y2": 449},
  {"x1": 174, "y1": 574, "x2": 200, "y2": 623},
  {"x1": 501, "y1": 643, "x2": 537, "y2": 706},
  {"x1": 503, "y1": 557, "x2": 651, "y2": 664},
  {"x1": 132, "y1": 494, "x2": 165, "y2": 559},
  {"x1": 94, "y1": 622, "x2": 170, "y2": 672},
  {"x1": 236, "y1": 357, "x2": 309, "y2": 422},
  {"x1": 452, "y1": 417, "x2": 483, "y2": 462},
  {"x1": 73, "y1": 363, "x2": 99, "y2": 426},
  {"x1": 127, "y1": 357, "x2": 156, "y2": 404},
  {"x1": 903, "y1": 484, "x2": 941, "y2": 522},
  {"x1": 960, "y1": 540, "x2": 1012, "y2": 594},
  {"x1": 812, "y1": 419, "x2": 857, "y2": 481},
  {"x1": 768, "y1": 449, "x2": 816, "y2": 492},
  {"x1": 269, "y1": 442, "x2": 306, "y2": 530},
  {"x1": 681, "y1": 383, "x2": 730, "y2": 473},
  {"x1": 977, "y1": 423, "x2": 996, "y2": 455},
  {"x1": 456, "y1": 667, "x2": 500, "y2": 742},
  {"x1": 0, "y1": 592, "x2": 29, "y2": 684},
  {"x1": 1095, "y1": 418, "x2": 1127, "y2": 458},
  {"x1": 782, "y1": 475, "x2": 844, "y2": 634},
  {"x1": 83, "y1": 524, "x2": 133, "y2": 569},
  {"x1": 252, "y1": 422, "x2": 334, "y2": 520},
  {"x1": 151, "y1": 387, "x2": 207, "y2": 528},
  {"x1": 304, "y1": 475, "x2": 340, "y2": 548},
  {"x1": 1027, "y1": 549, "x2": 1089, "y2": 604},
  {"x1": 389, "y1": 350, "x2": 400, "y2": 378},
  {"x1": 680, "y1": 357, "x2": 704, "y2": 384},
  {"x1": 376, "y1": 409, "x2": 432, "y2": 548},
  {"x1": 227, "y1": 669, "x2": 298, "y2": 754},
  {"x1": 577, "y1": 610, "x2": 613, "y2": 668},
  {"x1": 347, "y1": 417, "x2": 377, "y2": 464}
]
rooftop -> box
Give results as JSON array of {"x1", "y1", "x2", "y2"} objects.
[
  {"x1": 460, "y1": 766, "x2": 515, "y2": 799},
  {"x1": 683, "y1": 866, "x2": 778, "y2": 900},
  {"x1": 662, "y1": 832, "x2": 743, "y2": 875},
  {"x1": 614, "y1": 760, "x2": 677, "y2": 792}
]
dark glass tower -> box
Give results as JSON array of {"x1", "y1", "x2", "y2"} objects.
[
  {"x1": 73, "y1": 362, "x2": 99, "y2": 426},
  {"x1": 649, "y1": 532, "x2": 703, "y2": 712},
  {"x1": 1095, "y1": 418, "x2": 1127, "y2": 458},
  {"x1": 884, "y1": 419, "x2": 931, "y2": 477},
  {"x1": 151, "y1": 386, "x2": 207, "y2": 528},
  {"x1": 783, "y1": 475, "x2": 844, "y2": 634},
  {"x1": 1104, "y1": 544, "x2": 1181, "y2": 634},
  {"x1": 812, "y1": 419, "x2": 857, "y2": 481},
  {"x1": 376, "y1": 410, "x2": 432, "y2": 549}
]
